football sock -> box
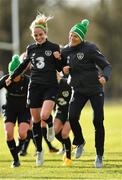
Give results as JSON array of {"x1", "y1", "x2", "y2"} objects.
[
  {"x1": 63, "y1": 137, "x2": 71, "y2": 159},
  {"x1": 55, "y1": 131, "x2": 63, "y2": 143},
  {"x1": 32, "y1": 121, "x2": 42, "y2": 152},
  {"x1": 7, "y1": 139, "x2": 19, "y2": 162},
  {"x1": 62, "y1": 142, "x2": 65, "y2": 151},
  {"x1": 45, "y1": 115, "x2": 53, "y2": 128},
  {"x1": 42, "y1": 127, "x2": 53, "y2": 149},
  {"x1": 21, "y1": 129, "x2": 32, "y2": 152},
  {"x1": 17, "y1": 139, "x2": 26, "y2": 153},
  {"x1": 56, "y1": 132, "x2": 71, "y2": 159}
]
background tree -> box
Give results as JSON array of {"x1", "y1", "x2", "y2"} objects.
[{"x1": 93, "y1": 0, "x2": 122, "y2": 98}]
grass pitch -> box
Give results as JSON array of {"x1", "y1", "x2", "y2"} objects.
[{"x1": 0, "y1": 101, "x2": 122, "y2": 180}]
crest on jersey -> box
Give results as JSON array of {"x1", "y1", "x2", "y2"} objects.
[
  {"x1": 45, "y1": 50, "x2": 52, "y2": 56},
  {"x1": 77, "y1": 52, "x2": 84, "y2": 60},
  {"x1": 62, "y1": 91, "x2": 69, "y2": 97}
]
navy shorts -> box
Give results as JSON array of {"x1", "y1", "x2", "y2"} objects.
[
  {"x1": 27, "y1": 83, "x2": 59, "y2": 108},
  {"x1": 54, "y1": 106, "x2": 69, "y2": 124},
  {"x1": 2, "y1": 105, "x2": 31, "y2": 125}
]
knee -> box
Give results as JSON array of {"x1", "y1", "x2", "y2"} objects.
[
  {"x1": 41, "y1": 113, "x2": 49, "y2": 121},
  {"x1": 54, "y1": 126, "x2": 59, "y2": 134},
  {"x1": 54, "y1": 122, "x2": 62, "y2": 134},
  {"x1": 19, "y1": 130, "x2": 27, "y2": 140},
  {"x1": 32, "y1": 116, "x2": 40, "y2": 123},
  {"x1": 61, "y1": 130, "x2": 69, "y2": 139},
  {"x1": 5, "y1": 131, "x2": 13, "y2": 141}
]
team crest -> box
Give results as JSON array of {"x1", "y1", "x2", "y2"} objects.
[
  {"x1": 77, "y1": 52, "x2": 84, "y2": 60},
  {"x1": 45, "y1": 50, "x2": 52, "y2": 56},
  {"x1": 62, "y1": 91, "x2": 69, "y2": 97}
]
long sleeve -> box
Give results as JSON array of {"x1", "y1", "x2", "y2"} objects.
[
  {"x1": 102, "y1": 65, "x2": 112, "y2": 81},
  {"x1": 0, "y1": 75, "x2": 8, "y2": 89},
  {"x1": 10, "y1": 58, "x2": 31, "y2": 80},
  {"x1": 90, "y1": 45, "x2": 112, "y2": 81}
]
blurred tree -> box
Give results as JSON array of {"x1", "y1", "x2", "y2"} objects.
[
  {"x1": 19, "y1": 0, "x2": 46, "y2": 52},
  {"x1": 0, "y1": 0, "x2": 46, "y2": 72},
  {"x1": 0, "y1": 0, "x2": 12, "y2": 71},
  {"x1": 93, "y1": 0, "x2": 122, "y2": 98}
]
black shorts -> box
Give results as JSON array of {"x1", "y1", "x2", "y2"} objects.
[
  {"x1": 54, "y1": 106, "x2": 69, "y2": 124},
  {"x1": 27, "y1": 83, "x2": 59, "y2": 108},
  {"x1": 2, "y1": 105, "x2": 31, "y2": 125}
]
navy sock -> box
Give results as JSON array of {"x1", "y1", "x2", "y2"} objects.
[
  {"x1": 63, "y1": 137, "x2": 71, "y2": 159},
  {"x1": 56, "y1": 132, "x2": 71, "y2": 159},
  {"x1": 7, "y1": 139, "x2": 19, "y2": 162},
  {"x1": 55, "y1": 131, "x2": 64, "y2": 143},
  {"x1": 42, "y1": 127, "x2": 53, "y2": 149},
  {"x1": 17, "y1": 139, "x2": 26, "y2": 153},
  {"x1": 21, "y1": 130, "x2": 33, "y2": 152},
  {"x1": 45, "y1": 115, "x2": 53, "y2": 128},
  {"x1": 32, "y1": 121, "x2": 42, "y2": 152}
]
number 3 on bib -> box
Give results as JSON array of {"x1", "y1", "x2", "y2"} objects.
[{"x1": 36, "y1": 57, "x2": 45, "y2": 69}]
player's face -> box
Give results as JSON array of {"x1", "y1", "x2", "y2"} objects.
[
  {"x1": 32, "y1": 28, "x2": 47, "y2": 44},
  {"x1": 69, "y1": 32, "x2": 81, "y2": 47}
]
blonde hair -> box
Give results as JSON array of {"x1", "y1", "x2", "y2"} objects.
[{"x1": 30, "y1": 12, "x2": 53, "y2": 33}]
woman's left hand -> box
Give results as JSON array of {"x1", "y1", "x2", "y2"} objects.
[{"x1": 98, "y1": 76, "x2": 106, "y2": 86}]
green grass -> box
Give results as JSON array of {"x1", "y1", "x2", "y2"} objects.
[{"x1": 0, "y1": 101, "x2": 122, "y2": 180}]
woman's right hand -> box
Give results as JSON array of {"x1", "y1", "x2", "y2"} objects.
[
  {"x1": 5, "y1": 77, "x2": 12, "y2": 86},
  {"x1": 63, "y1": 66, "x2": 70, "y2": 74},
  {"x1": 53, "y1": 51, "x2": 61, "y2": 60}
]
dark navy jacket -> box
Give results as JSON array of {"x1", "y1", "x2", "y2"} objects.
[{"x1": 61, "y1": 41, "x2": 112, "y2": 95}]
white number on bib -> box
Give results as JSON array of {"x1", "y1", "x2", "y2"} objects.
[{"x1": 36, "y1": 57, "x2": 45, "y2": 69}]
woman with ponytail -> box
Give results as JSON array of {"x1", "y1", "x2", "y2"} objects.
[{"x1": 5, "y1": 13, "x2": 62, "y2": 167}]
